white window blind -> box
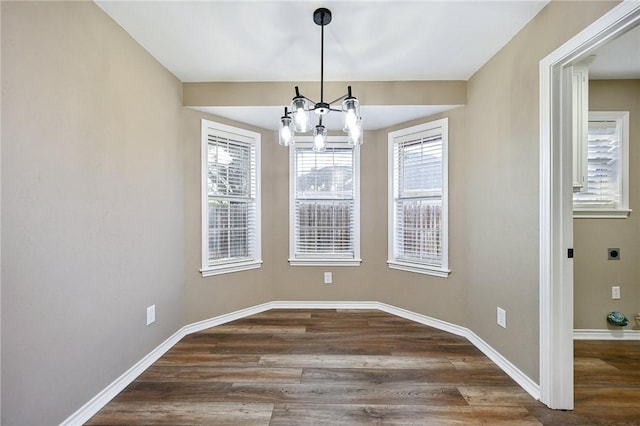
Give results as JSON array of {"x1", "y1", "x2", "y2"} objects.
[
  {"x1": 388, "y1": 119, "x2": 449, "y2": 277},
  {"x1": 290, "y1": 140, "x2": 360, "y2": 266},
  {"x1": 573, "y1": 111, "x2": 630, "y2": 218},
  {"x1": 201, "y1": 120, "x2": 261, "y2": 276}
]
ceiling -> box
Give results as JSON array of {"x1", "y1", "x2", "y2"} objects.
[
  {"x1": 95, "y1": 1, "x2": 552, "y2": 82},
  {"x1": 589, "y1": 25, "x2": 640, "y2": 80},
  {"x1": 95, "y1": 1, "x2": 556, "y2": 130}
]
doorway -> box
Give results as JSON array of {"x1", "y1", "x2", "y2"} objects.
[{"x1": 539, "y1": 1, "x2": 640, "y2": 410}]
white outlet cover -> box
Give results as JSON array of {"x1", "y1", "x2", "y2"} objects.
[
  {"x1": 497, "y1": 307, "x2": 506, "y2": 328},
  {"x1": 324, "y1": 272, "x2": 332, "y2": 284},
  {"x1": 612, "y1": 286, "x2": 621, "y2": 300},
  {"x1": 146, "y1": 305, "x2": 156, "y2": 325}
]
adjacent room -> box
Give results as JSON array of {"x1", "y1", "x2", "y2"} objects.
[{"x1": 1, "y1": 1, "x2": 639, "y2": 424}]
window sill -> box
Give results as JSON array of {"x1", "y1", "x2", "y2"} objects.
[
  {"x1": 289, "y1": 258, "x2": 362, "y2": 267},
  {"x1": 573, "y1": 209, "x2": 631, "y2": 219},
  {"x1": 387, "y1": 260, "x2": 450, "y2": 278},
  {"x1": 201, "y1": 260, "x2": 263, "y2": 277}
]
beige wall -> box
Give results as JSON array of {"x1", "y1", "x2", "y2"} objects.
[
  {"x1": 182, "y1": 106, "x2": 469, "y2": 326},
  {"x1": 574, "y1": 80, "x2": 640, "y2": 329},
  {"x1": 464, "y1": 0, "x2": 618, "y2": 380},
  {"x1": 1, "y1": 2, "x2": 184, "y2": 424},
  {"x1": 0, "y1": 1, "x2": 624, "y2": 424},
  {"x1": 182, "y1": 108, "x2": 275, "y2": 324},
  {"x1": 266, "y1": 108, "x2": 469, "y2": 325},
  {"x1": 1, "y1": 2, "x2": 3, "y2": 420},
  {"x1": 183, "y1": 81, "x2": 467, "y2": 107}
]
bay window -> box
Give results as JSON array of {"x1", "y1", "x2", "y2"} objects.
[
  {"x1": 289, "y1": 138, "x2": 360, "y2": 266},
  {"x1": 388, "y1": 118, "x2": 449, "y2": 277},
  {"x1": 201, "y1": 119, "x2": 261, "y2": 276}
]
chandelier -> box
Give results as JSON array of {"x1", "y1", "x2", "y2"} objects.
[{"x1": 278, "y1": 7, "x2": 363, "y2": 151}]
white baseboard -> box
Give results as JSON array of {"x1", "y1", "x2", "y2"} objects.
[
  {"x1": 182, "y1": 302, "x2": 273, "y2": 335},
  {"x1": 463, "y1": 331, "x2": 540, "y2": 398},
  {"x1": 270, "y1": 300, "x2": 381, "y2": 311},
  {"x1": 376, "y1": 302, "x2": 540, "y2": 399},
  {"x1": 275, "y1": 301, "x2": 540, "y2": 400},
  {"x1": 61, "y1": 303, "x2": 273, "y2": 426},
  {"x1": 61, "y1": 300, "x2": 540, "y2": 425},
  {"x1": 375, "y1": 302, "x2": 468, "y2": 338},
  {"x1": 574, "y1": 329, "x2": 640, "y2": 340},
  {"x1": 61, "y1": 327, "x2": 187, "y2": 426}
]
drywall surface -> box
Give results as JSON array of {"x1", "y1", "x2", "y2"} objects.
[
  {"x1": 183, "y1": 83, "x2": 469, "y2": 326},
  {"x1": 266, "y1": 108, "x2": 469, "y2": 327},
  {"x1": 183, "y1": 81, "x2": 467, "y2": 107},
  {"x1": 0, "y1": 2, "x2": 622, "y2": 423},
  {"x1": 182, "y1": 108, "x2": 274, "y2": 324},
  {"x1": 574, "y1": 80, "x2": 640, "y2": 330},
  {"x1": 182, "y1": 2, "x2": 620, "y2": 380},
  {"x1": 1, "y1": 2, "x2": 184, "y2": 424},
  {"x1": 464, "y1": 0, "x2": 618, "y2": 381}
]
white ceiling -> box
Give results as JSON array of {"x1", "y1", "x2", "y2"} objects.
[
  {"x1": 589, "y1": 25, "x2": 640, "y2": 80},
  {"x1": 96, "y1": 0, "x2": 551, "y2": 82},
  {"x1": 95, "y1": 0, "x2": 554, "y2": 130}
]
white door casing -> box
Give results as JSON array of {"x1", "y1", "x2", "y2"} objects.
[{"x1": 539, "y1": 0, "x2": 640, "y2": 410}]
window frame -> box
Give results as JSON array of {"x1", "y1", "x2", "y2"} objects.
[
  {"x1": 200, "y1": 119, "x2": 262, "y2": 276},
  {"x1": 288, "y1": 136, "x2": 361, "y2": 267},
  {"x1": 388, "y1": 118, "x2": 450, "y2": 277},
  {"x1": 573, "y1": 111, "x2": 631, "y2": 219}
]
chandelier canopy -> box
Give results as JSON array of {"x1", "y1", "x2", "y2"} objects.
[{"x1": 278, "y1": 8, "x2": 363, "y2": 151}]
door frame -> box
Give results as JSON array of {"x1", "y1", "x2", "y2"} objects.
[{"x1": 539, "y1": 0, "x2": 640, "y2": 410}]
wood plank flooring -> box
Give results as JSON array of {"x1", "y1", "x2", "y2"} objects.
[{"x1": 86, "y1": 309, "x2": 640, "y2": 425}]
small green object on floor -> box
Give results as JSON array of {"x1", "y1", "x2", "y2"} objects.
[{"x1": 607, "y1": 311, "x2": 628, "y2": 326}]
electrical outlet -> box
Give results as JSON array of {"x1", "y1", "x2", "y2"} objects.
[
  {"x1": 497, "y1": 307, "x2": 506, "y2": 328},
  {"x1": 146, "y1": 304, "x2": 156, "y2": 325},
  {"x1": 612, "y1": 286, "x2": 621, "y2": 300},
  {"x1": 324, "y1": 272, "x2": 332, "y2": 284}
]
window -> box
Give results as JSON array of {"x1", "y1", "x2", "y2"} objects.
[
  {"x1": 289, "y1": 137, "x2": 360, "y2": 266},
  {"x1": 573, "y1": 111, "x2": 630, "y2": 218},
  {"x1": 201, "y1": 119, "x2": 261, "y2": 276},
  {"x1": 388, "y1": 118, "x2": 449, "y2": 277}
]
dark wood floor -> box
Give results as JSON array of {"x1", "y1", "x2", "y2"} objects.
[{"x1": 86, "y1": 309, "x2": 640, "y2": 425}]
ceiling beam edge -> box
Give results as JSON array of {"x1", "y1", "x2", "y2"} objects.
[{"x1": 182, "y1": 81, "x2": 467, "y2": 107}]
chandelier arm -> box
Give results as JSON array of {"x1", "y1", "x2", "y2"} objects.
[
  {"x1": 301, "y1": 95, "x2": 318, "y2": 106},
  {"x1": 293, "y1": 87, "x2": 317, "y2": 107},
  {"x1": 327, "y1": 93, "x2": 350, "y2": 106},
  {"x1": 280, "y1": 8, "x2": 362, "y2": 143}
]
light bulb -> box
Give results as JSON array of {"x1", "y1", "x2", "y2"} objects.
[
  {"x1": 313, "y1": 125, "x2": 327, "y2": 152},
  {"x1": 347, "y1": 118, "x2": 363, "y2": 146},
  {"x1": 291, "y1": 97, "x2": 311, "y2": 132},
  {"x1": 344, "y1": 109, "x2": 358, "y2": 132},
  {"x1": 279, "y1": 116, "x2": 294, "y2": 146},
  {"x1": 294, "y1": 109, "x2": 309, "y2": 132},
  {"x1": 342, "y1": 97, "x2": 360, "y2": 132}
]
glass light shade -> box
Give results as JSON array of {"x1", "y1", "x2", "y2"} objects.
[
  {"x1": 291, "y1": 97, "x2": 311, "y2": 132},
  {"x1": 279, "y1": 116, "x2": 294, "y2": 146},
  {"x1": 342, "y1": 97, "x2": 360, "y2": 132},
  {"x1": 312, "y1": 125, "x2": 327, "y2": 152},
  {"x1": 347, "y1": 118, "x2": 363, "y2": 146}
]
